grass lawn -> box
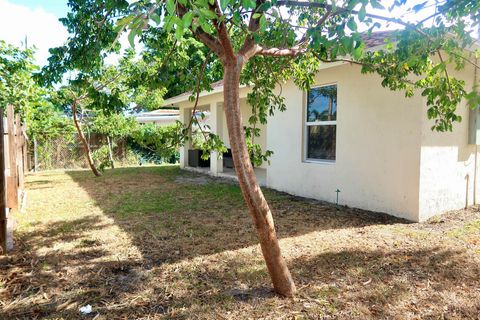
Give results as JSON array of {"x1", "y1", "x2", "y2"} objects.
[{"x1": 1, "y1": 165, "x2": 480, "y2": 319}]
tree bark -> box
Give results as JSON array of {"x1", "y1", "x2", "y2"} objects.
[
  {"x1": 222, "y1": 59, "x2": 296, "y2": 297},
  {"x1": 72, "y1": 101, "x2": 101, "y2": 177}
]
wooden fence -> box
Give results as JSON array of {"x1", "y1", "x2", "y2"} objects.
[{"x1": 0, "y1": 105, "x2": 28, "y2": 255}]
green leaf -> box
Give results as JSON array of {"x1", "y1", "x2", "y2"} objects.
[
  {"x1": 242, "y1": 0, "x2": 256, "y2": 9},
  {"x1": 347, "y1": 19, "x2": 357, "y2": 31},
  {"x1": 164, "y1": 15, "x2": 175, "y2": 32},
  {"x1": 341, "y1": 37, "x2": 353, "y2": 52},
  {"x1": 412, "y1": 1, "x2": 427, "y2": 12},
  {"x1": 182, "y1": 11, "x2": 194, "y2": 28},
  {"x1": 200, "y1": 8, "x2": 217, "y2": 20},
  {"x1": 175, "y1": 24, "x2": 185, "y2": 40},
  {"x1": 370, "y1": 0, "x2": 384, "y2": 10},
  {"x1": 166, "y1": 0, "x2": 175, "y2": 15},
  {"x1": 352, "y1": 46, "x2": 363, "y2": 59},
  {"x1": 233, "y1": 11, "x2": 241, "y2": 24},
  {"x1": 220, "y1": 0, "x2": 229, "y2": 11},
  {"x1": 150, "y1": 13, "x2": 161, "y2": 25},
  {"x1": 114, "y1": 15, "x2": 135, "y2": 33},
  {"x1": 259, "y1": 15, "x2": 266, "y2": 31},
  {"x1": 200, "y1": 21, "x2": 214, "y2": 33},
  {"x1": 358, "y1": 5, "x2": 366, "y2": 22},
  {"x1": 128, "y1": 29, "x2": 136, "y2": 48}
]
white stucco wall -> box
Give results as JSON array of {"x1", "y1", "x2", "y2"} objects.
[
  {"x1": 173, "y1": 61, "x2": 477, "y2": 222},
  {"x1": 418, "y1": 64, "x2": 478, "y2": 221},
  {"x1": 266, "y1": 64, "x2": 424, "y2": 221}
]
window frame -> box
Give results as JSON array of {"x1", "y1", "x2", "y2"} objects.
[{"x1": 303, "y1": 83, "x2": 338, "y2": 163}]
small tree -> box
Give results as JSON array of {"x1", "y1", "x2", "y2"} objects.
[
  {"x1": 51, "y1": 65, "x2": 132, "y2": 176},
  {"x1": 44, "y1": 0, "x2": 480, "y2": 297},
  {"x1": 89, "y1": 112, "x2": 137, "y2": 168}
]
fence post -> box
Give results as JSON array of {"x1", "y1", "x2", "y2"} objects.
[
  {"x1": 22, "y1": 126, "x2": 28, "y2": 174},
  {"x1": 16, "y1": 114, "x2": 24, "y2": 191},
  {"x1": 6, "y1": 105, "x2": 18, "y2": 210},
  {"x1": 33, "y1": 137, "x2": 38, "y2": 172},
  {"x1": 0, "y1": 109, "x2": 7, "y2": 254}
]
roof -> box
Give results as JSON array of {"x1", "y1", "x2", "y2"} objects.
[
  {"x1": 361, "y1": 30, "x2": 395, "y2": 48},
  {"x1": 163, "y1": 80, "x2": 248, "y2": 106},
  {"x1": 140, "y1": 109, "x2": 179, "y2": 116},
  {"x1": 163, "y1": 80, "x2": 226, "y2": 106},
  {"x1": 134, "y1": 109, "x2": 180, "y2": 124}
]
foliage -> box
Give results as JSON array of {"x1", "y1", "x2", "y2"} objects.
[
  {"x1": 0, "y1": 40, "x2": 40, "y2": 113},
  {"x1": 26, "y1": 102, "x2": 76, "y2": 141},
  {"x1": 92, "y1": 144, "x2": 114, "y2": 171},
  {"x1": 88, "y1": 112, "x2": 137, "y2": 138},
  {"x1": 38, "y1": 0, "x2": 129, "y2": 85},
  {"x1": 189, "y1": 115, "x2": 227, "y2": 160},
  {"x1": 42, "y1": 0, "x2": 480, "y2": 166},
  {"x1": 245, "y1": 126, "x2": 273, "y2": 167},
  {"x1": 130, "y1": 122, "x2": 183, "y2": 159}
]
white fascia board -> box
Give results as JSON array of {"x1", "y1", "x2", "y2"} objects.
[
  {"x1": 136, "y1": 116, "x2": 180, "y2": 122},
  {"x1": 163, "y1": 84, "x2": 248, "y2": 106}
]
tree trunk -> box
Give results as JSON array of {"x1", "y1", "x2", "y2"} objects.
[
  {"x1": 222, "y1": 59, "x2": 296, "y2": 297},
  {"x1": 107, "y1": 136, "x2": 115, "y2": 169},
  {"x1": 72, "y1": 101, "x2": 101, "y2": 177}
]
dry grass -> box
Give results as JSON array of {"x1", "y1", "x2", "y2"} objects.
[{"x1": 1, "y1": 165, "x2": 480, "y2": 319}]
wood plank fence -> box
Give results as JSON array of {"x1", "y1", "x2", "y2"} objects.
[{"x1": 0, "y1": 105, "x2": 28, "y2": 255}]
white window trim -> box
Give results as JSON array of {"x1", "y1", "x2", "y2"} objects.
[{"x1": 303, "y1": 83, "x2": 338, "y2": 163}]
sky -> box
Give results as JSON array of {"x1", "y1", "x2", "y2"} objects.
[
  {"x1": 0, "y1": 0, "x2": 132, "y2": 67},
  {"x1": 0, "y1": 0, "x2": 69, "y2": 66}
]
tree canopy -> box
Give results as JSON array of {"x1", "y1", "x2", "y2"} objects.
[{"x1": 43, "y1": 0, "x2": 480, "y2": 131}]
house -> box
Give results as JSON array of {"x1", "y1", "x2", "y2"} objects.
[
  {"x1": 161, "y1": 42, "x2": 478, "y2": 222},
  {"x1": 135, "y1": 109, "x2": 180, "y2": 126}
]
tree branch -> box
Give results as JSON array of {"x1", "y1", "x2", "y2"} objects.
[
  {"x1": 176, "y1": 3, "x2": 224, "y2": 58},
  {"x1": 256, "y1": 46, "x2": 305, "y2": 57},
  {"x1": 275, "y1": 1, "x2": 419, "y2": 28},
  {"x1": 211, "y1": 0, "x2": 235, "y2": 60},
  {"x1": 238, "y1": 0, "x2": 266, "y2": 61}
]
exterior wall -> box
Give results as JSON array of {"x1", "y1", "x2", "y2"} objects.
[
  {"x1": 418, "y1": 64, "x2": 478, "y2": 221},
  {"x1": 174, "y1": 62, "x2": 476, "y2": 222},
  {"x1": 267, "y1": 64, "x2": 424, "y2": 221}
]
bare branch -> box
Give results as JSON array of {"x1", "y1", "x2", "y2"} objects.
[
  {"x1": 185, "y1": 54, "x2": 211, "y2": 132},
  {"x1": 275, "y1": 1, "x2": 419, "y2": 28},
  {"x1": 257, "y1": 46, "x2": 305, "y2": 57}
]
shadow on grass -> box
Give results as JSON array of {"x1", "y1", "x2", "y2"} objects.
[
  {"x1": 64, "y1": 166, "x2": 407, "y2": 266},
  {"x1": 5, "y1": 166, "x2": 478, "y2": 318}
]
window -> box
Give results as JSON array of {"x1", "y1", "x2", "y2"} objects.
[{"x1": 305, "y1": 84, "x2": 337, "y2": 161}]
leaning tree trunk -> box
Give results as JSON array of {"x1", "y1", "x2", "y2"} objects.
[
  {"x1": 72, "y1": 101, "x2": 101, "y2": 177},
  {"x1": 222, "y1": 59, "x2": 296, "y2": 297}
]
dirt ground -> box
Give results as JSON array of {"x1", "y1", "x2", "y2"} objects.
[{"x1": 1, "y1": 166, "x2": 479, "y2": 319}]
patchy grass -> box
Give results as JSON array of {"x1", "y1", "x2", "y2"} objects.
[{"x1": 1, "y1": 166, "x2": 480, "y2": 319}]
